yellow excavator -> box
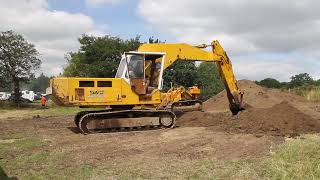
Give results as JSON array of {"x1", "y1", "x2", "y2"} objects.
[{"x1": 47, "y1": 40, "x2": 244, "y2": 134}]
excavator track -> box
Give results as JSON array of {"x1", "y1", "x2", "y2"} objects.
[
  {"x1": 74, "y1": 100, "x2": 201, "y2": 134},
  {"x1": 74, "y1": 109, "x2": 111, "y2": 128},
  {"x1": 77, "y1": 110, "x2": 176, "y2": 134}
]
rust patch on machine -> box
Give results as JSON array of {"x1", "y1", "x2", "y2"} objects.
[{"x1": 75, "y1": 88, "x2": 85, "y2": 101}]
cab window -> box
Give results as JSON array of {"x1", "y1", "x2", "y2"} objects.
[{"x1": 128, "y1": 55, "x2": 144, "y2": 79}]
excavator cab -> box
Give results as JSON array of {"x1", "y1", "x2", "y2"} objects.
[{"x1": 115, "y1": 52, "x2": 165, "y2": 95}]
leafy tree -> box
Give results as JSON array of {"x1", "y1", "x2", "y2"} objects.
[
  {"x1": 256, "y1": 78, "x2": 282, "y2": 88},
  {"x1": 63, "y1": 34, "x2": 141, "y2": 77},
  {"x1": 280, "y1": 81, "x2": 290, "y2": 89},
  {"x1": 162, "y1": 62, "x2": 224, "y2": 100},
  {"x1": 28, "y1": 73, "x2": 50, "y2": 92},
  {"x1": 197, "y1": 62, "x2": 224, "y2": 100},
  {"x1": 289, "y1": 73, "x2": 314, "y2": 88},
  {"x1": 162, "y1": 61, "x2": 199, "y2": 91},
  {"x1": 148, "y1": 36, "x2": 165, "y2": 44},
  {"x1": 0, "y1": 30, "x2": 41, "y2": 103},
  {"x1": 0, "y1": 71, "x2": 10, "y2": 91}
]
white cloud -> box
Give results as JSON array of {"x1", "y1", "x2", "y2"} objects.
[
  {"x1": 85, "y1": 0, "x2": 121, "y2": 7},
  {"x1": 138, "y1": 0, "x2": 320, "y2": 81},
  {"x1": 233, "y1": 54, "x2": 320, "y2": 81},
  {"x1": 0, "y1": 0, "x2": 105, "y2": 76}
]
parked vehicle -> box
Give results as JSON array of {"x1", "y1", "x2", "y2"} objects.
[
  {"x1": 21, "y1": 90, "x2": 35, "y2": 102},
  {"x1": 0, "y1": 92, "x2": 11, "y2": 100},
  {"x1": 8, "y1": 94, "x2": 32, "y2": 103}
]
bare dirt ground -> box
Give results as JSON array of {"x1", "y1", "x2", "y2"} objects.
[
  {"x1": 0, "y1": 115, "x2": 283, "y2": 161},
  {"x1": 0, "y1": 115, "x2": 285, "y2": 179},
  {"x1": 1, "y1": 80, "x2": 320, "y2": 179}
]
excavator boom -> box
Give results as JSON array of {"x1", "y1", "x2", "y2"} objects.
[{"x1": 138, "y1": 40, "x2": 244, "y2": 114}]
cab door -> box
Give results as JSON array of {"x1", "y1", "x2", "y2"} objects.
[{"x1": 127, "y1": 54, "x2": 146, "y2": 95}]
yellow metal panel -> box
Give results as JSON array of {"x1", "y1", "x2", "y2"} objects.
[
  {"x1": 68, "y1": 78, "x2": 122, "y2": 103},
  {"x1": 138, "y1": 43, "x2": 221, "y2": 69},
  {"x1": 211, "y1": 41, "x2": 239, "y2": 94},
  {"x1": 50, "y1": 78, "x2": 69, "y2": 106},
  {"x1": 119, "y1": 80, "x2": 140, "y2": 104}
]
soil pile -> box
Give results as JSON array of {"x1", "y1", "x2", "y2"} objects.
[
  {"x1": 178, "y1": 101, "x2": 320, "y2": 137},
  {"x1": 203, "y1": 80, "x2": 306, "y2": 111},
  {"x1": 184, "y1": 80, "x2": 320, "y2": 137}
]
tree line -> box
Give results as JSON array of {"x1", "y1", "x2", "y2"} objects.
[{"x1": 256, "y1": 73, "x2": 320, "y2": 89}]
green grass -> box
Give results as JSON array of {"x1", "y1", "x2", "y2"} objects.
[
  {"x1": 184, "y1": 135, "x2": 320, "y2": 180},
  {"x1": 0, "y1": 106, "x2": 87, "y2": 120},
  {"x1": 263, "y1": 135, "x2": 320, "y2": 180},
  {"x1": 0, "y1": 133, "x2": 24, "y2": 140},
  {"x1": 0, "y1": 135, "x2": 50, "y2": 159},
  {"x1": 294, "y1": 86, "x2": 320, "y2": 101},
  {"x1": 1, "y1": 133, "x2": 320, "y2": 179},
  {"x1": 17, "y1": 154, "x2": 95, "y2": 180},
  {"x1": 0, "y1": 101, "x2": 100, "y2": 120},
  {"x1": 0, "y1": 133, "x2": 95, "y2": 180},
  {"x1": 2, "y1": 150, "x2": 95, "y2": 180},
  {"x1": 92, "y1": 135, "x2": 320, "y2": 179}
]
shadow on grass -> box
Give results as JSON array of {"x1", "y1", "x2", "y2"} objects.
[{"x1": 0, "y1": 166, "x2": 18, "y2": 180}]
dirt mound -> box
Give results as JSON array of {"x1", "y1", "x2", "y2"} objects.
[
  {"x1": 204, "y1": 80, "x2": 306, "y2": 111},
  {"x1": 178, "y1": 101, "x2": 320, "y2": 137}
]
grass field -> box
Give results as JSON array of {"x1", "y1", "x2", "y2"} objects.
[
  {"x1": 0, "y1": 100, "x2": 100, "y2": 120},
  {"x1": 263, "y1": 135, "x2": 320, "y2": 180},
  {"x1": 1, "y1": 130, "x2": 319, "y2": 179}
]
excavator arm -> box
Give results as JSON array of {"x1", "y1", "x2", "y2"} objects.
[{"x1": 138, "y1": 40, "x2": 244, "y2": 115}]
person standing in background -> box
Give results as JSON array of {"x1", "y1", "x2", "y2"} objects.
[{"x1": 41, "y1": 95, "x2": 46, "y2": 108}]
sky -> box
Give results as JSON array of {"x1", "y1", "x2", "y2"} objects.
[{"x1": 0, "y1": 0, "x2": 319, "y2": 81}]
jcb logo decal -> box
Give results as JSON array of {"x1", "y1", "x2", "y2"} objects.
[{"x1": 88, "y1": 90, "x2": 105, "y2": 98}]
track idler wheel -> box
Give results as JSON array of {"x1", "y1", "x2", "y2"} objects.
[
  {"x1": 74, "y1": 111, "x2": 88, "y2": 128},
  {"x1": 78, "y1": 114, "x2": 95, "y2": 134},
  {"x1": 159, "y1": 114, "x2": 175, "y2": 128}
]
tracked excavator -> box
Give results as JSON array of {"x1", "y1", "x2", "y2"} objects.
[{"x1": 47, "y1": 40, "x2": 245, "y2": 134}]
